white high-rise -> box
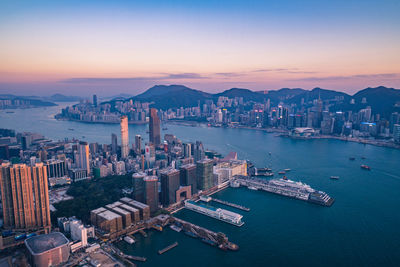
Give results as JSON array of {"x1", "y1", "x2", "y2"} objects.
[{"x1": 120, "y1": 116, "x2": 129, "y2": 158}]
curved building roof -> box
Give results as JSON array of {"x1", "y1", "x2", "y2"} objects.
[{"x1": 25, "y1": 232, "x2": 69, "y2": 255}]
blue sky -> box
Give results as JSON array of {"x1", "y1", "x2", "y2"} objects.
[{"x1": 0, "y1": 0, "x2": 399, "y2": 96}]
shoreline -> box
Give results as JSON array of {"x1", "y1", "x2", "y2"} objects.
[
  {"x1": 165, "y1": 120, "x2": 400, "y2": 150},
  {"x1": 55, "y1": 117, "x2": 148, "y2": 125}
]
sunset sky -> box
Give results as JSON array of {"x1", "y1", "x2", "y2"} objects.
[{"x1": 1, "y1": 0, "x2": 399, "y2": 96}]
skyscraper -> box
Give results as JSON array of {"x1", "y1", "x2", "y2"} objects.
[
  {"x1": 143, "y1": 176, "x2": 159, "y2": 213},
  {"x1": 120, "y1": 116, "x2": 129, "y2": 158},
  {"x1": 76, "y1": 141, "x2": 90, "y2": 173},
  {"x1": 394, "y1": 124, "x2": 400, "y2": 143},
  {"x1": 0, "y1": 163, "x2": 51, "y2": 231},
  {"x1": 182, "y1": 143, "x2": 192, "y2": 158},
  {"x1": 149, "y1": 108, "x2": 161, "y2": 145},
  {"x1": 180, "y1": 164, "x2": 197, "y2": 194},
  {"x1": 194, "y1": 141, "x2": 205, "y2": 162},
  {"x1": 160, "y1": 169, "x2": 180, "y2": 206},
  {"x1": 196, "y1": 159, "x2": 214, "y2": 191},
  {"x1": 132, "y1": 172, "x2": 145, "y2": 203},
  {"x1": 93, "y1": 94, "x2": 97, "y2": 107},
  {"x1": 135, "y1": 135, "x2": 142, "y2": 154},
  {"x1": 111, "y1": 133, "x2": 118, "y2": 155}
]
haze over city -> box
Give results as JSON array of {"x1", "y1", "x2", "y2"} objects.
[{"x1": 1, "y1": 0, "x2": 400, "y2": 96}]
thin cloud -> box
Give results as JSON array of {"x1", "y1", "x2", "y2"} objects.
[
  {"x1": 163, "y1": 73, "x2": 206, "y2": 79},
  {"x1": 252, "y1": 68, "x2": 296, "y2": 73},
  {"x1": 213, "y1": 72, "x2": 244, "y2": 77},
  {"x1": 287, "y1": 73, "x2": 400, "y2": 82},
  {"x1": 60, "y1": 73, "x2": 206, "y2": 83}
]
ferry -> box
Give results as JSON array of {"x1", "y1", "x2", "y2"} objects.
[
  {"x1": 284, "y1": 168, "x2": 291, "y2": 172},
  {"x1": 184, "y1": 231, "x2": 198, "y2": 238},
  {"x1": 169, "y1": 224, "x2": 182, "y2": 232},
  {"x1": 254, "y1": 172, "x2": 274, "y2": 177},
  {"x1": 361, "y1": 165, "x2": 371, "y2": 170},
  {"x1": 200, "y1": 196, "x2": 212, "y2": 202},
  {"x1": 257, "y1": 167, "x2": 272, "y2": 172},
  {"x1": 124, "y1": 236, "x2": 135, "y2": 244},
  {"x1": 184, "y1": 200, "x2": 244, "y2": 227},
  {"x1": 330, "y1": 176, "x2": 340, "y2": 180},
  {"x1": 201, "y1": 238, "x2": 217, "y2": 247}
]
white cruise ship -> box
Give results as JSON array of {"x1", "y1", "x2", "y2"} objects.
[
  {"x1": 232, "y1": 176, "x2": 334, "y2": 206},
  {"x1": 185, "y1": 200, "x2": 244, "y2": 226}
]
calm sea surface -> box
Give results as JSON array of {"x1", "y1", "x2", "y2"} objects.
[{"x1": 1, "y1": 103, "x2": 400, "y2": 266}]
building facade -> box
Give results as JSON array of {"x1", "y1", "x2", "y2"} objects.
[
  {"x1": 0, "y1": 163, "x2": 51, "y2": 232},
  {"x1": 149, "y1": 108, "x2": 161, "y2": 145},
  {"x1": 120, "y1": 115, "x2": 129, "y2": 158}
]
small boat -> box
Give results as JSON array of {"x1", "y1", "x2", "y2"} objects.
[
  {"x1": 201, "y1": 238, "x2": 217, "y2": 247},
  {"x1": 361, "y1": 165, "x2": 371, "y2": 170},
  {"x1": 349, "y1": 157, "x2": 355, "y2": 160},
  {"x1": 257, "y1": 168, "x2": 272, "y2": 172},
  {"x1": 278, "y1": 171, "x2": 286, "y2": 175},
  {"x1": 268, "y1": 152, "x2": 272, "y2": 155},
  {"x1": 284, "y1": 168, "x2": 291, "y2": 172},
  {"x1": 330, "y1": 176, "x2": 340, "y2": 180},
  {"x1": 248, "y1": 186, "x2": 258, "y2": 191},
  {"x1": 169, "y1": 224, "x2": 182, "y2": 232},
  {"x1": 184, "y1": 231, "x2": 198, "y2": 238},
  {"x1": 124, "y1": 236, "x2": 135, "y2": 244}
]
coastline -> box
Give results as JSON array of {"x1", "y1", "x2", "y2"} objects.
[
  {"x1": 55, "y1": 117, "x2": 148, "y2": 125},
  {"x1": 165, "y1": 120, "x2": 400, "y2": 150}
]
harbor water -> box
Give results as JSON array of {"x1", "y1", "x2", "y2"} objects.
[{"x1": 1, "y1": 104, "x2": 400, "y2": 266}]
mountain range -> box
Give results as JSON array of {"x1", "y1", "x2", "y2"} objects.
[{"x1": 119, "y1": 85, "x2": 400, "y2": 117}]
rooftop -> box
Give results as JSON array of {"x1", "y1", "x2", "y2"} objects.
[
  {"x1": 119, "y1": 204, "x2": 139, "y2": 213},
  {"x1": 97, "y1": 210, "x2": 121, "y2": 221},
  {"x1": 111, "y1": 206, "x2": 130, "y2": 215},
  {"x1": 25, "y1": 232, "x2": 69, "y2": 255},
  {"x1": 128, "y1": 199, "x2": 149, "y2": 209},
  {"x1": 91, "y1": 207, "x2": 107, "y2": 214}
]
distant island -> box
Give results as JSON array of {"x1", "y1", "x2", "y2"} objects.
[{"x1": 0, "y1": 94, "x2": 57, "y2": 109}]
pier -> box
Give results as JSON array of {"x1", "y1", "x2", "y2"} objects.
[
  {"x1": 211, "y1": 198, "x2": 250, "y2": 212},
  {"x1": 158, "y1": 242, "x2": 178, "y2": 254},
  {"x1": 124, "y1": 255, "x2": 147, "y2": 262},
  {"x1": 171, "y1": 217, "x2": 239, "y2": 251}
]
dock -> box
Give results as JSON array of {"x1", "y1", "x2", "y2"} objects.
[
  {"x1": 172, "y1": 217, "x2": 239, "y2": 251},
  {"x1": 158, "y1": 242, "x2": 178, "y2": 254},
  {"x1": 139, "y1": 229, "x2": 147, "y2": 237},
  {"x1": 124, "y1": 255, "x2": 147, "y2": 262},
  {"x1": 211, "y1": 198, "x2": 250, "y2": 212}
]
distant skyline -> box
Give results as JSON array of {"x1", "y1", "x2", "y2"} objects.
[{"x1": 1, "y1": 0, "x2": 400, "y2": 96}]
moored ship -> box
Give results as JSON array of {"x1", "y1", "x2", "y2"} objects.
[
  {"x1": 231, "y1": 176, "x2": 334, "y2": 207},
  {"x1": 184, "y1": 200, "x2": 244, "y2": 226}
]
